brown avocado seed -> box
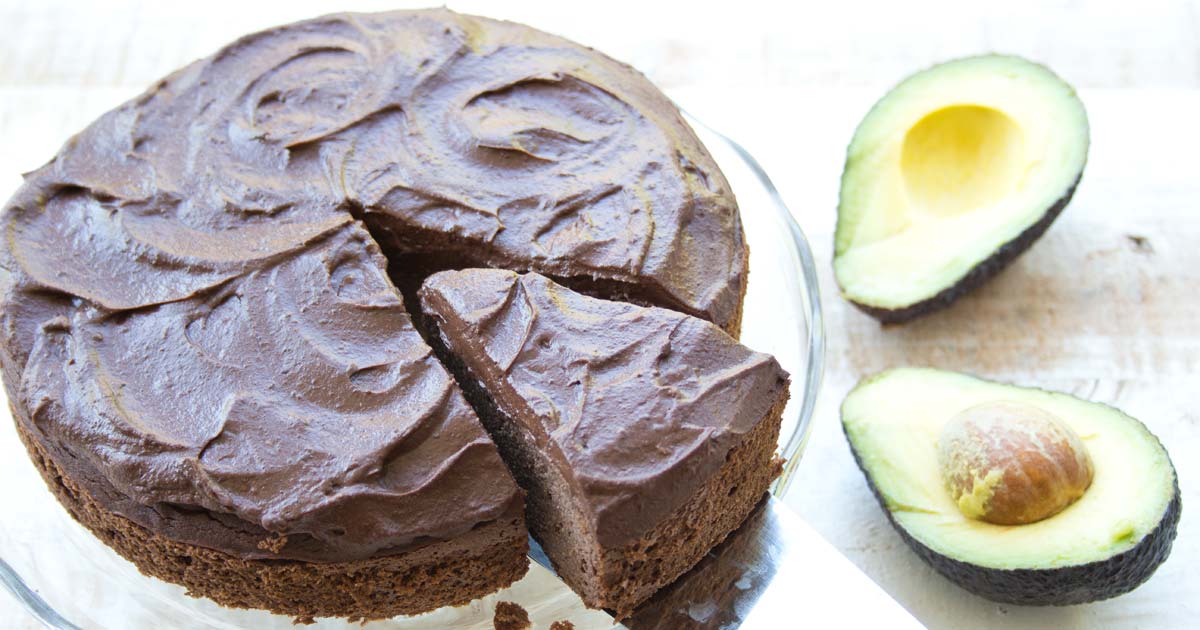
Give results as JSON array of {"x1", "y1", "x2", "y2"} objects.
[{"x1": 937, "y1": 401, "x2": 1094, "y2": 525}]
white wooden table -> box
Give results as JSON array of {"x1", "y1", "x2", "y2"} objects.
[{"x1": 2, "y1": 1, "x2": 1197, "y2": 628}]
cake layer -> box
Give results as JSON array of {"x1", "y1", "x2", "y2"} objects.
[
  {"x1": 0, "y1": 8, "x2": 753, "y2": 616},
  {"x1": 0, "y1": 6, "x2": 748, "y2": 565},
  {"x1": 1, "y1": 221, "x2": 522, "y2": 563},
  {"x1": 418, "y1": 269, "x2": 789, "y2": 548},
  {"x1": 16, "y1": 417, "x2": 529, "y2": 622},
  {"x1": 418, "y1": 269, "x2": 788, "y2": 615}
]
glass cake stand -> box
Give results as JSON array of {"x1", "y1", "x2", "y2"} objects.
[{"x1": 0, "y1": 119, "x2": 826, "y2": 630}]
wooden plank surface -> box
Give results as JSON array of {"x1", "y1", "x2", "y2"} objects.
[{"x1": 1, "y1": 1, "x2": 1197, "y2": 629}]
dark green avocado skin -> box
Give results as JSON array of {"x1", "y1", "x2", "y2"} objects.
[
  {"x1": 846, "y1": 175, "x2": 1081, "y2": 325},
  {"x1": 842, "y1": 419, "x2": 1182, "y2": 605}
]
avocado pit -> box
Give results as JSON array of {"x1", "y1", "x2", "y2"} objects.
[
  {"x1": 843, "y1": 368, "x2": 1181, "y2": 604},
  {"x1": 937, "y1": 400, "x2": 1094, "y2": 525}
]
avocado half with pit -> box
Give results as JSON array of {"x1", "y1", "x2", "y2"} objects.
[
  {"x1": 835, "y1": 55, "x2": 1090, "y2": 322},
  {"x1": 842, "y1": 368, "x2": 1180, "y2": 605}
]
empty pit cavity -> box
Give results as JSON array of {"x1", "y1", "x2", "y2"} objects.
[{"x1": 900, "y1": 105, "x2": 1025, "y2": 217}]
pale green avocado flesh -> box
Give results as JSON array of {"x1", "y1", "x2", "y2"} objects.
[
  {"x1": 843, "y1": 368, "x2": 1177, "y2": 575},
  {"x1": 835, "y1": 55, "x2": 1089, "y2": 315}
]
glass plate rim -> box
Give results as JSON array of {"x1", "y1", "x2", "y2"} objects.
[{"x1": 680, "y1": 112, "x2": 827, "y2": 497}]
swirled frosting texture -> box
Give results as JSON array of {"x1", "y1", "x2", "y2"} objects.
[
  {"x1": 0, "y1": 8, "x2": 745, "y2": 563},
  {"x1": 3, "y1": 221, "x2": 520, "y2": 562},
  {"x1": 5, "y1": 8, "x2": 743, "y2": 326},
  {"x1": 419, "y1": 270, "x2": 788, "y2": 548}
]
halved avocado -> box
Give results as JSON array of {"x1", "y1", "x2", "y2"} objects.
[
  {"x1": 835, "y1": 55, "x2": 1089, "y2": 323},
  {"x1": 842, "y1": 368, "x2": 1180, "y2": 605}
]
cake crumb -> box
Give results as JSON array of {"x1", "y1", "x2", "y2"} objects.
[
  {"x1": 1127, "y1": 234, "x2": 1155, "y2": 254},
  {"x1": 256, "y1": 534, "x2": 288, "y2": 553},
  {"x1": 493, "y1": 601, "x2": 530, "y2": 630},
  {"x1": 550, "y1": 621, "x2": 575, "y2": 630}
]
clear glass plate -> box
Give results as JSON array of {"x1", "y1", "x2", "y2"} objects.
[{"x1": 0, "y1": 118, "x2": 825, "y2": 630}]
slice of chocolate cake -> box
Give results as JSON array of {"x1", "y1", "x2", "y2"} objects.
[{"x1": 418, "y1": 269, "x2": 789, "y2": 617}]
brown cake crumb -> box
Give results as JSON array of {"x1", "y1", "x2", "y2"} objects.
[
  {"x1": 15, "y1": 419, "x2": 529, "y2": 622},
  {"x1": 493, "y1": 601, "x2": 531, "y2": 630},
  {"x1": 550, "y1": 621, "x2": 575, "y2": 630},
  {"x1": 256, "y1": 534, "x2": 288, "y2": 554}
]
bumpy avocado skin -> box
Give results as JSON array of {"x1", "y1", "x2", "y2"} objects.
[
  {"x1": 846, "y1": 175, "x2": 1081, "y2": 325},
  {"x1": 842, "y1": 400, "x2": 1182, "y2": 605}
]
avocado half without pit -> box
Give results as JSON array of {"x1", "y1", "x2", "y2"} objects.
[
  {"x1": 835, "y1": 55, "x2": 1090, "y2": 322},
  {"x1": 842, "y1": 368, "x2": 1180, "y2": 605}
]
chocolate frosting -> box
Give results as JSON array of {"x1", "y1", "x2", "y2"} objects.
[
  {"x1": 419, "y1": 270, "x2": 788, "y2": 548},
  {"x1": 0, "y1": 8, "x2": 746, "y2": 563},
  {"x1": 4, "y1": 220, "x2": 521, "y2": 562}
]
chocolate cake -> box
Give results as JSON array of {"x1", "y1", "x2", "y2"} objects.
[
  {"x1": 4, "y1": 218, "x2": 529, "y2": 621},
  {"x1": 418, "y1": 269, "x2": 789, "y2": 618},
  {"x1": 0, "y1": 7, "x2": 766, "y2": 622},
  {"x1": 492, "y1": 601, "x2": 531, "y2": 630}
]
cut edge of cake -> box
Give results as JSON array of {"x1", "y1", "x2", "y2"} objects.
[{"x1": 417, "y1": 268, "x2": 788, "y2": 617}]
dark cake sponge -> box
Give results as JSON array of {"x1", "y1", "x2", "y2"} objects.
[
  {"x1": 16, "y1": 417, "x2": 529, "y2": 623},
  {"x1": 418, "y1": 270, "x2": 789, "y2": 618}
]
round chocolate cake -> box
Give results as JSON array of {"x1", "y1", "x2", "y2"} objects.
[{"x1": 0, "y1": 8, "x2": 776, "y2": 622}]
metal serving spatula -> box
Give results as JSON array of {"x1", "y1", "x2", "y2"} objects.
[
  {"x1": 631, "y1": 497, "x2": 923, "y2": 629},
  {"x1": 524, "y1": 497, "x2": 923, "y2": 629}
]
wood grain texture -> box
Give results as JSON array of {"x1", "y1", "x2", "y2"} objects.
[{"x1": 2, "y1": 1, "x2": 1198, "y2": 629}]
